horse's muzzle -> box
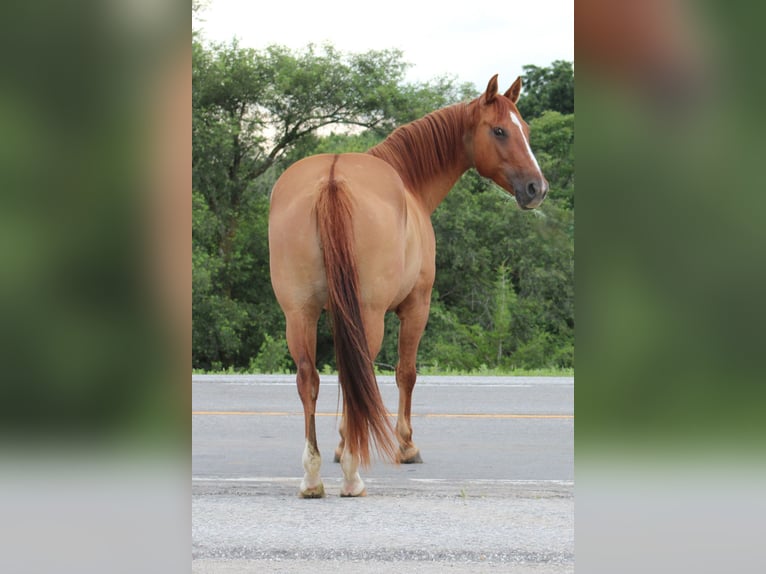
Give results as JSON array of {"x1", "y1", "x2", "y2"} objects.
[{"x1": 514, "y1": 177, "x2": 548, "y2": 210}]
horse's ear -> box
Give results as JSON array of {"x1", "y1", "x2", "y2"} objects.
[
  {"x1": 483, "y1": 74, "x2": 499, "y2": 104},
  {"x1": 504, "y1": 76, "x2": 522, "y2": 104}
]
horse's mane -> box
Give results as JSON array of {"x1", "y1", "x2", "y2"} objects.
[{"x1": 367, "y1": 103, "x2": 467, "y2": 191}]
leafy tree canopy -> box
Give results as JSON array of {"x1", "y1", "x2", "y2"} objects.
[
  {"x1": 517, "y1": 60, "x2": 574, "y2": 119},
  {"x1": 192, "y1": 40, "x2": 574, "y2": 372}
]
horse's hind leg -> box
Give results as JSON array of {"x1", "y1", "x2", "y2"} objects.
[
  {"x1": 338, "y1": 307, "x2": 387, "y2": 497},
  {"x1": 286, "y1": 311, "x2": 324, "y2": 498},
  {"x1": 394, "y1": 292, "x2": 431, "y2": 463}
]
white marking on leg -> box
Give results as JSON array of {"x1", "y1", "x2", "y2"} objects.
[
  {"x1": 510, "y1": 111, "x2": 542, "y2": 176},
  {"x1": 339, "y1": 448, "x2": 366, "y2": 497},
  {"x1": 300, "y1": 440, "x2": 323, "y2": 493}
]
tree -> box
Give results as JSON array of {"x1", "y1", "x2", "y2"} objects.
[
  {"x1": 192, "y1": 41, "x2": 473, "y2": 369},
  {"x1": 429, "y1": 171, "x2": 574, "y2": 371},
  {"x1": 516, "y1": 60, "x2": 574, "y2": 119},
  {"x1": 530, "y1": 111, "x2": 575, "y2": 209},
  {"x1": 192, "y1": 43, "x2": 575, "y2": 372}
]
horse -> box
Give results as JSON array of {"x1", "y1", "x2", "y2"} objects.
[{"x1": 268, "y1": 74, "x2": 548, "y2": 497}]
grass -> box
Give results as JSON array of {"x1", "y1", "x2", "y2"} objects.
[
  {"x1": 413, "y1": 365, "x2": 573, "y2": 377},
  {"x1": 192, "y1": 364, "x2": 573, "y2": 377}
]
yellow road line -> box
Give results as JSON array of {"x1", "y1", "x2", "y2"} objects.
[{"x1": 192, "y1": 411, "x2": 572, "y2": 420}]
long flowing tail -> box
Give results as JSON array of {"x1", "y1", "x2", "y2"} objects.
[{"x1": 315, "y1": 156, "x2": 397, "y2": 468}]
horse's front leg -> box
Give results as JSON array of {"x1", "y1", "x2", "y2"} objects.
[
  {"x1": 333, "y1": 413, "x2": 346, "y2": 463},
  {"x1": 394, "y1": 295, "x2": 430, "y2": 463},
  {"x1": 394, "y1": 362, "x2": 422, "y2": 463}
]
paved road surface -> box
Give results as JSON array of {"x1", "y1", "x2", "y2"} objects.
[{"x1": 193, "y1": 375, "x2": 574, "y2": 573}]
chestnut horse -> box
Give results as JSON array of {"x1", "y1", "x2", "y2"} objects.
[{"x1": 268, "y1": 74, "x2": 547, "y2": 497}]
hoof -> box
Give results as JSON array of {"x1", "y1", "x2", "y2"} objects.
[
  {"x1": 399, "y1": 447, "x2": 423, "y2": 464},
  {"x1": 340, "y1": 487, "x2": 367, "y2": 498},
  {"x1": 299, "y1": 483, "x2": 325, "y2": 499}
]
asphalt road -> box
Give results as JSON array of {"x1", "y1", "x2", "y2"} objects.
[{"x1": 192, "y1": 374, "x2": 574, "y2": 573}]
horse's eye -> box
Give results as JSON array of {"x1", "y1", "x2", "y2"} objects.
[{"x1": 493, "y1": 127, "x2": 506, "y2": 137}]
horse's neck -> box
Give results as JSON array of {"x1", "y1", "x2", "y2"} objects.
[
  {"x1": 368, "y1": 104, "x2": 472, "y2": 213},
  {"x1": 415, "y1": 165, "x2": 469, "y2": 213}
]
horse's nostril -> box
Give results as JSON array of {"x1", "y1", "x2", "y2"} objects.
[{"x1": 526, "y1": 181, "x2": 537, "y2": 198}]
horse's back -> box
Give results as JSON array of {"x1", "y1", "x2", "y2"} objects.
[
  {"x1": 270, "y1": 153, "x2": 405, "y2": 211},
  {"x1": 269, "y1": 153, "x2": 411, "y2": 314}
]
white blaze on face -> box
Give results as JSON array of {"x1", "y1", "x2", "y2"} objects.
[{"x1": 510, "y1": 111, "x2": 543, "y2": 177}]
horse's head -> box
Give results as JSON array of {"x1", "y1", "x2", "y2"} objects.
[{"x1": 468, "y1": 75, "x2": 548, "y2": 210}]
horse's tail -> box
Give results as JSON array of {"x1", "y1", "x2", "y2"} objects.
[{"x1": 315, "y1": 156, "x2": 397, "y2": 468}]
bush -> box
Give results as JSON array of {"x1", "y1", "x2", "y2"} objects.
[
  {"x1": 248, "y1": 334, "x2": 292, "y2": 374},
  {"x1": 511, "y1": 331, "x2": 554, "y2": 369}
]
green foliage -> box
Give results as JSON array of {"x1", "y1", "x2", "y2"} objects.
[
  {"x1": 517, "y1": 60, "x2": 574, "y2": 120},
  {"x1": 417, "y1": 366, "x2": 574, "y2": 377},
  {"x1": 530, "y1": 111, "x2": 575, "y2": 209},
  {"x1": 192, "y1": 44, "x2": 574, "y2": 374},
  {"x1": 248, "y1": 334, "x2": 292, "y2": 374},
  {"x1": 426, "y1": 169, "x2": 574, "y2": 372}
]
